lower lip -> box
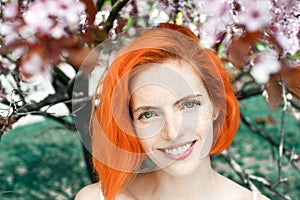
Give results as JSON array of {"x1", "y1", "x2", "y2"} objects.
[{"x1": 160, "y1": 141, "x2": 196, "y2": 161}]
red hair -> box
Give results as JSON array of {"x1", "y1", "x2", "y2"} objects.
[{"x1": 91, "y1": 23, "x2": 240, "y2": 199}]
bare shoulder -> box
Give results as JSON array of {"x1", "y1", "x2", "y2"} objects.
[
  {"x1": 214, "y1": 172, "x2": 271, "y2": 200},
  {"x1": 258, "y1": 193, "x2": 270, "y2": 200},
  {"x1": 75, "y1": 183, "x2": 100, "y2": 200},
  {"x1": 115, "y1": 193, "x2": 137, "y2": 200}
]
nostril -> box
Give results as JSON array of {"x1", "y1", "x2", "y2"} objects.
[{"x1": 161, "y1": 113, "x2": 183, "y2": 140}]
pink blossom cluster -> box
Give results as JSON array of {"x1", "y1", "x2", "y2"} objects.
[
  {"x1": 198, "y1": 0, "x2": 273, "y2": 48},
  {"x1": 198, "y1": 0, "x2": 299, "y2": 83},
  {"x1": 269, "y1": 0, "x2": 300, "y2": 55},
  {"x1": 154, "y1": 0, "x2": 299, "y2": 84},
  {"x1": 198, "y1": 0, "x2": 300, "y2": 54},
  {"x1": 0, "y1": 0, "x2": 85, "y2": 80},
  {"x1": 250, "y1": 50, "x2": 281, "y2": 84},
  {"x1": 0, "y1": 0, "x2": 85, "y2": 44}
]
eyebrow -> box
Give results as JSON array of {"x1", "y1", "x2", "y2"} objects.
[
  {"x1": 173, "y1": 94, "x2": 202, "y2": 107},
  {"x1": 132, "y1": 106, "x2": 158, "y2": 114},
  {"x1": 132, "y1": 94, "x2": 202, "y2": 114}
]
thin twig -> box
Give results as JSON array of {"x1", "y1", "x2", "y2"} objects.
[
  {"x1": 220, "y1": 150, "x2": 291, "y2": 200},
  {"x1": 236, "y1": 87, "x2": 263, "y2": 100},
  {"x1": 220, "y1": 150, "x2": 253, "y2": 188},
  {"x1": 33, "y1": 112, "x2": 76, "y2": 130},
  {"x1": 240, "y1": 113, "x2": 300, "y2": 172},
  {"x1": 271, "y1": 81, "x2": 288, "y2": 189},
  {"x1": 290, "y1": 100, "x2": 300, "y2": 110},
  {"x1": 249, "y1": 175, "x2": 291, "y2": 200}
]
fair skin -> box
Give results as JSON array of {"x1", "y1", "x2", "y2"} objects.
[{"x1": 75, "y1": 60, "x2": 269, "y2": 200}]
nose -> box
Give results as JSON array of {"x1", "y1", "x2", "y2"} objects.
[{"x1": 161, "y1": 111, "x2": 181, "y2": 141}]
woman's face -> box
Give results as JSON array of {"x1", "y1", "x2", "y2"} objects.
[{"x1": 130, "y1": 60, "x2": 216, "y2": 176}]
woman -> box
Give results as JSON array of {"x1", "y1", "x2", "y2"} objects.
[{"x1": 76, "y1": 23, "x2": 269, "y2": 200}]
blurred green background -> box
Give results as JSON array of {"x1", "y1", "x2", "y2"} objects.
[
  {"x1": 0, "y1": 95, "x2": 299, "y2": 200},
  {"x1": 0, "y1": 120, "x2": 91, "y2": 200}
]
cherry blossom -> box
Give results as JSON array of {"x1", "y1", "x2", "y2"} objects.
[
  {"x1": 275, "y1": 33, "x2": 300, "y2": 56},
  {"x1": 199, "y1": 0, "x2": 230, "y2": 17},
  {"x1": 236, "y1": 0, "x2": 272, "y2": 32},
  {"x1": 21, "y1": 53, "x2": 52, "y2": 81},
  {"x1": 1, "y1": 0, "x2": 85, "y2": 41},
  {"x1": 198, "y1": 0, "x2": 233, "y2": 48},
  {"x1": 94, "y1": 11, "x2": 110, "y2": 26},
  {"x1": 200, "y1": 17, "x2": 225, "y2": 48},
  {"x1": 23, "y1": 3, "x2": 54, "y2": 36},
  {"x1": 3, "y1": 2, "x2": 18, "y2": 19},
  {"x1": 149, "y1": 9, "x2": 170, "y2": 26},
  {"x1": 250, "y1": 51, "x2": 281, "y2": 84},
  {"x1": 269, "y1": 0, "x2": 300, "y2": 55},
  {"x1": 155, "y1": 0, "x2": 176, "y2": 19},
  {"x1": 25, "y1": 0, "x2": 85, "y2": 38},
  {"x1": 0, "y1": 21, "x2": 19, "y2": 44}
]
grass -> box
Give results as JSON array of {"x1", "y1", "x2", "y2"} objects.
[
  {"x1": 0, "y1": 120, "x2": 91, "y2": 200},
  {"x1": 212, "y1": 95, "x2": 300, "y2": 200},
  {"x1": 0, "y1": 95, "x2": 299, "y2": 199}
]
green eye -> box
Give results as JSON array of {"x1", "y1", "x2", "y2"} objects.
[
  {"x1": 183, "y1": 101, "x2": 200, "y2": 109},
  {"x1": 139, "y1": 111, "x2": 154, "y2": 119},
  {"x1": 185, "y1": 102, "x2": 195, "y2": 108}
]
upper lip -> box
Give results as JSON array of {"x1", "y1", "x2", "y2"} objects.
[{"x1": 158, "y1": 140, "x2": 196, "y2": 150}]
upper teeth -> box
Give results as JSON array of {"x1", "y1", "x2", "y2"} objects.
[{"x1": 164, "y1": 142, "x2": 192, "y2": 156}]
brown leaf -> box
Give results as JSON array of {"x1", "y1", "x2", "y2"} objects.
[
  {"x1": 116, "y1": 18, "x2": 128, "y2": 34},
  {"x1": 80, "y1": 0, "x2": 98, "y2": 26},
  {"x1": 228, "y1": 31, "x2": 262, "y2": 68},
  {"x1": 44, "y1": 37, "x2": 80, "y2": 64},
  {"x1": 79, "y1": 0, "x2": 99, "y2": 45},
  {"x1": 255, "y1": 115, "x2": 276, "y2": 125},
  {"x1": 66, "y1": 48, "x2": 100, "y2": 73},
  {"x1": 265, "y1": 76, "x2": 283, "y2": 110},
  {"x1": 0, "y1": 91, "x2": 5, "y2": 98},
  {"x1": 90, "y1": 26, "x2": 109, "y2": 44},
  {"x1": 0, "y1": 117, "x2": 16, "y2": 135}
]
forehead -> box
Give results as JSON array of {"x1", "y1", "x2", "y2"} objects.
[{"x1": 129, "y1": 59, "x2": 208, "y2": 101}]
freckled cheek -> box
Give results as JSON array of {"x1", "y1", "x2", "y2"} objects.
[
  {"x1": 134, "y1": 118, "x2": 165, "y2": 139},
  {"x1": 181, "y1": 110, "x2": 213, "y2": 135},
  {"x1": 134, "y1": 112, "x2": 212, "y2": 142},
  {"x1": 139, "y1": 138, "x2": 156, "y2": 153}
]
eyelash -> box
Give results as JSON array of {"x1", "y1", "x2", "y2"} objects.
[
  {"x1": 138, "y1": 111, "x2": 156, "y2": 120},
  {"x1": 137, "y1": 100, "x2": 201, "y2": 119},
  {"x1": 181, "y1": 100, "x2": 201, "y2": 110}
]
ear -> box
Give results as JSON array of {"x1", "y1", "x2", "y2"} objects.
[{"x1": 213, "y1": 107, "x2": 220, "y2": 121}]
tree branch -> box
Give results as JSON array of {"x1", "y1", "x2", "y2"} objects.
[
  {"x1": 290, "y1": 100, "x2": 300, "y2": 110},
  {"x1": 96, "y1": 0, "x2": 106, "y2": 10},
  {"x1": 32, "y1": 112, "x2": 76, "y2": 130},
  {"x1": 240, "y1": 113, "x2": 300, "y2": 172},
  {"x1": 220, "y1": 150, "x2": 291, "y2": 200},
  {"x1": 236, "y1": 87, "x2": 263, "y2": 100},
  {"x1": 271, "y1": 81, "x2": 288, "y2": 188},
  {"x1": 104, "y1": 0, "x2": 130, "y2": 33}
]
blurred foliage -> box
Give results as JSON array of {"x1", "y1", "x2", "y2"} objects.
[
  {"x1": 0, "y1": 119, "x2": 90, "y2": 200},
  {"x1": 213, "y1": 95, "x2": 300, "y2": 200}
]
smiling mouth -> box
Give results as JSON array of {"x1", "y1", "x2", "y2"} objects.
[{"x1": 158, "y1": 140, "x2": 196, "y2": 160}]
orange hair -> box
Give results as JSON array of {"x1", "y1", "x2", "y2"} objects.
[{"x1": 92, "y1": 23, "x2": 240, "y2": 199}]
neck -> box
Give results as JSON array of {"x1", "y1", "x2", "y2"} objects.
[{"x1": 152, "y1": 156, "x2": 217, "y2": 199}]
